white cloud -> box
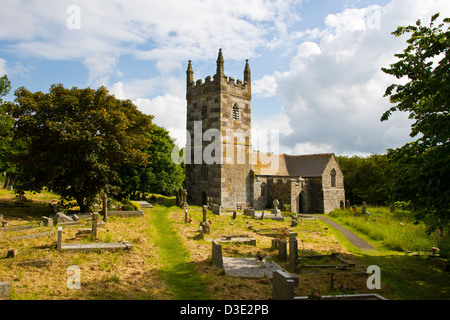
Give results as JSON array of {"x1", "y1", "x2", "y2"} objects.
[
  {"x1": 0, "y1": 0, "x2": 304, "y2": 85},
  {"x1": 134, "y1": 94, "x2": 186, "y2": 146},
  {"x1": 0, "y1": 58, "x2": 7, "y2": 75},
  {"x1": 264, "y1": 0, "x2": 450, "y2": 155}
]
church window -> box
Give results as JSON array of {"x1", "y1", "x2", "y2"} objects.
[
  {"x1": 232, "y1": 104, "x2": 240, "y2": 120},
  {"x1": 331, "y1": 169, "x2": 336, "y2": 187},
  {"x1": 201, "y1": 105, "x2": 207, "y2": 119}
]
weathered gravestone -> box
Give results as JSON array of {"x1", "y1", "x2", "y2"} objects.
[
  {"x1": 272, "y1": 270, "x2": 296, "y2": 300},
  {"x1": 289, "y1": 235, "x2": 299, "y2": 272},
  {"x1": 361, "y1": 202, "x2": 367, "y2": 215},
  {"x1": 200, "y1": 205, "x2": 211, "y2": 234},
  {"x1": 211, "y1": 240, "x2": 223, "y2": 268},
  {"x1": 272, "y1": 199, "x2": 281, "y2": 216},
  {"x1": 0, "y1": 282, "x2": 10, "y2": 300},
  {"x1": 278, "y1": 239, "x2": 287, "y2": 261}
]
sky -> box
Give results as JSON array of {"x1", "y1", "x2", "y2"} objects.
[{"x1": 1, "y1": 0, "x2": 449, "y2": 157}]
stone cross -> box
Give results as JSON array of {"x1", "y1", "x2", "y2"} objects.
[
  {"x1": 273, "y1": 199, "x2": 279, "y2": 210},
  {"x1": 202, "y1": 205, "x2": 207, "y2": 222}
]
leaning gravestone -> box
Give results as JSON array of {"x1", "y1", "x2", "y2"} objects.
[{"x1": 212, "y1": 240, "x2": 223, "y2": 268}]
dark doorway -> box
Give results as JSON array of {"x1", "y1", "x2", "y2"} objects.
[
  {"x1": 298, "y1": 191, "x2": 307, "y2": 213},
  {"x1": 202, "y1": 191, "x2": 208, "y2": 206}
]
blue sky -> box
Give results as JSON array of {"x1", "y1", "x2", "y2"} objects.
[{"x1": 1, "y1": 0, "x2": 449, "y2": 156}]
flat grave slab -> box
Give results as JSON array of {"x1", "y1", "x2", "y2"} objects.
[
  {"x1": 106, "y1": 210, "x2": 143, "y2": 217},
  {"x1": 223, "y1": 257, "x2": 290, "y2": 278},
  {"x1": 60, "y1": 241, "x2": 133, "y2": 252},
  {"x1": 132, "y1": 201, "x2": 152, "y2": 208},
  {"x1": 252, "y1": 212, "x2": 284, "y2": 221},
  {"x1": 253, "y1": 228, "x2": 297, "y2": 238},
  {"x1": 209, "y1": 234, "x2": 256, "y2": 245}
]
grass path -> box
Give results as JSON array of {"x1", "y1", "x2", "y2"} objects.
[{"x1": 147, "y1": 205, "x2": 210, "y2": 300}]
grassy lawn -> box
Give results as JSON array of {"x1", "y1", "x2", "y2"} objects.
[
  {"x1": 327, "y1": 207, "x2": 450, "y2": 300},
  {"x1": 1, "y1": 189, "x2": 449, "y2": 300}
]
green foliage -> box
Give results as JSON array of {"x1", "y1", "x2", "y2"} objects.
[
  {"x1": 336, "y1": 154, "x2": 389, "y2": 205},
  {"x1": 115, "y1": 125, "x2": 184, "y2": 198},
  {"x1": 7, "y1": 84, "x2": 153, "y2": 212},
  {"x1": 381, "y1": 13, "x2": 450, "y2": 230},
  {"x1": 0, "y1": 75, "x2": 23, "y2": 182},
  {"x1": 330, "y1": 207, "x2": 442, "y2": 253}
]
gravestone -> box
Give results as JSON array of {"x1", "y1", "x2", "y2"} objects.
[
  {"x1": 278, "y1": 239, "x2": 287, "y2": 261},
  {"x1": 200, "y1": 205, "x2": 211, "y2": 234},
  {"x1": 211, "y1": 204, "x2": 222, "y2": 215},
  {"x1": 0, "y1": 282, "x2": 10, "y2": 300},
  {"x1": 91, "y1": 212, "x2": 99, "y2": 238},
  {"x1": 103, "y1": 193, "x2": 108, "y2": 222},
  {"x1": 272, "y1": 199, "x2": 281, "y2": 216},
  {"x1": 54, "y1": 212, "x2": 74, "y2": 224},
  {"x1": 345, "y1": 200, "x2": 351, "y2": 210},
  {"x1": 361, "y1": 202, "x2": 367, "y2": 215},
  {"x1": 232, "y1": 211, "x2": 237, "y2": 220},
  {"x1": 260, "y1": 211, "x2": 265, "y2": 220},
  {"x1": 57, "y1": 227, "x2": 63, "y2": 251},
  {"x1": 212, "y1": 240, "x2": 223, "y2": 268},
  {"x1": 291, "y1": 216, "x2": 298, "y2": 227},
  {"x1": 6, "y1": 249, "x2": 18, "y2": 258},
  {"x1": 272, "y1": 270, "x2": 295, "y2": 300},
  {"x1": 289, "y1": 235, "x2": 299, "y2": 272}
]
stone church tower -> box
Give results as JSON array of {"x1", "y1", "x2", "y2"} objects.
[
  {"x1": 185, "y1": 49, "x2": 345, "y2": 213},
  {"x1": 185, "y1": 49, "x2": 253, "y2": 208}
]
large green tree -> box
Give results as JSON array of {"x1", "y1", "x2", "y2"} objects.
[
  {"x1": 7, "y1": 84, "x2": 154, "y2": 212},
  {"x1": 381, "y1": 13, "x2": 450, "y2": 229},
  {"x1": 337, "y1": 154, "x2": 389, "y2": 206},
  {"x1": 115, "y1": 125, "x2": 184, "y2": 198},
  {"x1": 0, "y1": 75, "x2": 22, "y2": 187}
]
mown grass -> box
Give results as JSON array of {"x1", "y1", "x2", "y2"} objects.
[{"x1": 147, "y1": 205, "x2": 210, "y2": 300}]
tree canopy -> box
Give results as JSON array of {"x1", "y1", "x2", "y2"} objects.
[
  {"x1": 381, "y1": 13, "x2": 450, "y2": 230},
  {"x1": 7, "y1": 84, "x2": 154, "y2": 212},
  {"x1": 115, "y1": 125, "x2": 185, "y2": 199}
]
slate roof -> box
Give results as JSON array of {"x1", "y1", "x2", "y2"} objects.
[{"x1": 252, "y1": 151, "x2": 334, "y2": 178}]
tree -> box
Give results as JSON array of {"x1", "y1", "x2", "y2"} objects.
[
  {"x1": 115, "y1": 125, "x2": 184, "y2": 198},
  {"x1": 0, "y1": 75, "x2": 22, "y2": 188},
  {"x1": 7, "y1": 84, "x2": 154, "y2": 212},
  {"x1": 337, "y1": 154, "x2": 389, "y2": 206},
  {"x1": 381, "y1": 13, "x2": 450, "y2": 230}
]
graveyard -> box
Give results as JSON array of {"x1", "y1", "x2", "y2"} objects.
[{"x1": 1, "y1": 188, "x2": 449, "y2": 300}]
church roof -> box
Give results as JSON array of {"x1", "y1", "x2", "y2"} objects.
[{"x1": 252, "y1": 152, "x2": 335, "y2": 177}]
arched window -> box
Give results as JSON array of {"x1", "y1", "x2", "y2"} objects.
[
  {"x1": 201, "y1": 105, "x2": 207, "y2": 119},
  {"x1": 331, "y1": 169, "x2": 336, "y2": 187},
  {"x1": 232, "y1": 104, "x2": 240, "y2": 120}
]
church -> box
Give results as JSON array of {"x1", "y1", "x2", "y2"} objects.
[{"x1": 185, "y1": 49, "x2": 345, "y2": 214}]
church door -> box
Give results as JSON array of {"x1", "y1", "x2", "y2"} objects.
[{"x1": 298, "y1": 191, "x2": 307, "y2": 213}]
